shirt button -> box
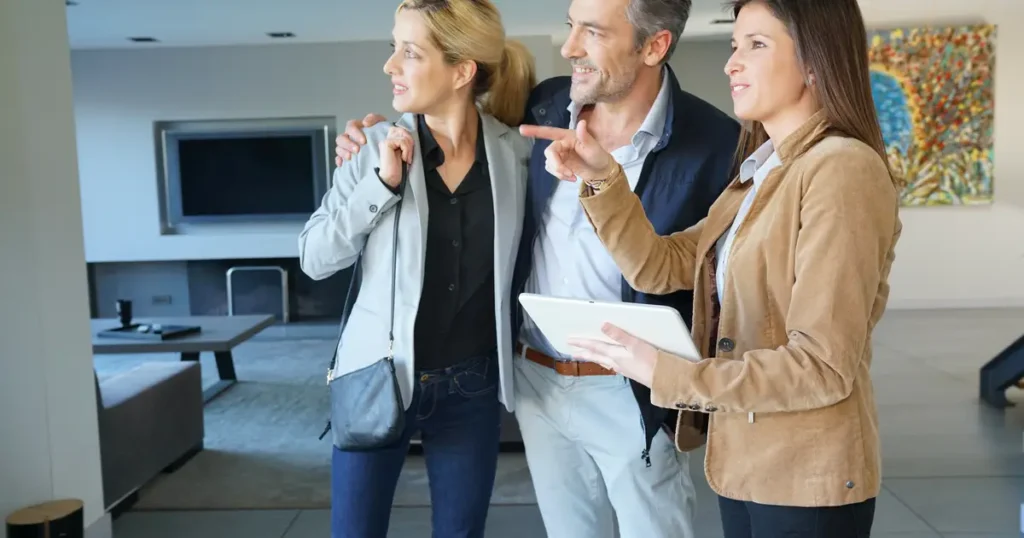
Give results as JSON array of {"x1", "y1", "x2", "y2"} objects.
[
  {"x1": 450, "y1": 198, "x2": 458, "y2": 205},
  {"x1": 718, "y1": 338, "x2": 735, "y2": 353},
  {"x1": 369, "y1": 204, "x2": 378, "y2": 213},
  {"x1": 845, "y1": 480, "x2": 855, "y2": 489},
  {"x1": 452, "y1": 240, "x2": 460, "y2": 247},
  {"x1": 448, "y1": 284, "x2": 455, "y2": 291}
]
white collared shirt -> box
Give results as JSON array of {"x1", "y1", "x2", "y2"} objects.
[
  {"x1": 714, "y1": 140, "x2": 781, "y2": 301},
  {"x1": 519, "y1": 68, "x2": 672, "y2": 359}
]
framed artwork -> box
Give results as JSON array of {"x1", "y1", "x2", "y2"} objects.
[{"x1": 868, "y1": 23, "x2": 996, "y2": 206}]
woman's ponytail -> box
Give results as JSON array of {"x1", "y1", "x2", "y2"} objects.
[
  {"x1": 402, "y1": 0, "x2": 536, "y2": 127},
  {"x1": 482, "y1": 39, "x2": 537, "y2": 127}
]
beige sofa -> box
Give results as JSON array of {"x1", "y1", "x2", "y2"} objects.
[{"x1": 94, "y1": 361, "x2": 204, "y2": 512}]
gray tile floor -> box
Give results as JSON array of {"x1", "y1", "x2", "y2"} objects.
[{"x1": 112, "y1": 308, "x2": 1024, "y2": 537}]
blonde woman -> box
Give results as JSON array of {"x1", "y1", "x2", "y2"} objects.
[{"x1": 297, "y1": 1, "x2": 535, "y2": 536}]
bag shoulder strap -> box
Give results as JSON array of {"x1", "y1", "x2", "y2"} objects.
[{"x1": 326, "y1": 161, "x2": 408, "y2": 380}]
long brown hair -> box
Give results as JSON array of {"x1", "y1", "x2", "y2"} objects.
[
  {"x1": 397, "y1": 0, "x2": 537, "y2": 127},
  {"x1": 726, "y1": 0, "x2": 897, "y2": 185}
]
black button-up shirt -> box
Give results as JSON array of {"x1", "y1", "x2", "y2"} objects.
[{"x1": 413, "y1": 114, "x2": 496, "y2": 371}]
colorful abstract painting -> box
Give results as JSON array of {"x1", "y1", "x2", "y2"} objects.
[{"x1": 868, "y1": 24, "x2": 996, "y2": 206}]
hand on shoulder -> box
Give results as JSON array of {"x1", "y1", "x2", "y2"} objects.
[{"x1": 335, "y1": 113, "x2": 389, "y2": 166}]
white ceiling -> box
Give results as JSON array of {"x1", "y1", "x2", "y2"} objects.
[{"x1": 64, "y1": 0, "x2": 737, "y2": 50}]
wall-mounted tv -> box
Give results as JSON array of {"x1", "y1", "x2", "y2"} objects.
[{"x1": 156, "y1": 116, "x2": 333, "y2": 231}]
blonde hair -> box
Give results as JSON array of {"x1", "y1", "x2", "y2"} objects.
[{"x1": 397, "y1": 0, "x2": 537, "y2": 127}]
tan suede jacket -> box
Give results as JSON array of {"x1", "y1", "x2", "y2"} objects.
[{"x1": 579, "y1": 111, "x2": 902, "y2": 507}]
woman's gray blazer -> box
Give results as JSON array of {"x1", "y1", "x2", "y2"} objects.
[{"x1": 298, "y1": 109, "x2": 531, "y2": 412}]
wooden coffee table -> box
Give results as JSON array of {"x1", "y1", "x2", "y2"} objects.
[{"x1": 91, "y1": 314, "x2": 275, "y2": 402}]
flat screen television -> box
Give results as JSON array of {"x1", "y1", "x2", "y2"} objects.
[{"x1": 157, "y1": 117, "x2": 332, "y2": 229}]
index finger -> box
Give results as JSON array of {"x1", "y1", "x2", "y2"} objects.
[{"x1": 519, "y1": 124, "x2": 575, "y2": 141}]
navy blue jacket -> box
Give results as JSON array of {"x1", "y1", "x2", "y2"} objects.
[{"x1": 510, "y1": 66, "x2": 740, "y2": 464}]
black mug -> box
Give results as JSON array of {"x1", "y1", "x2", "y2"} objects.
[{"x1": 116, "y1": 299, "x2": 133, "y2": 327}]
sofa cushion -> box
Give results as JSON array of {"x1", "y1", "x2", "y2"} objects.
[{"x1": 99, "y1": 361, "x2": 198, "y2": 409}]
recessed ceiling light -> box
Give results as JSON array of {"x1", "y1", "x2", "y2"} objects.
[
  {"x1": 128, "y1": 37, "x2": 159, "y2": 43},
  {"x1": 267, "y1": 32, "x2": 296, "y2": 38}
]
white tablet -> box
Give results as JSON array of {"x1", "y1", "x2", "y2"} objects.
[{"x1": 518, "y1": 293, "x2": 703, "y2": 361}]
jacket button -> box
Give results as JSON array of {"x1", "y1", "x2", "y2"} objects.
[
  {"x1": 705, "y1": 404, "x2": 717, "y2": 412},
  {"x1": 688, "y1": 403, "x2": 701, "y2": 411},
  {"x1": 718, "y1": 338, "x2": 735, "y2": 352},
  {"x1": 845, "y1": 480, "x2": 855, "y2": 489},
  {"x1": 369, "y1": 204, "x2": 378, "y2": 213},
  {"x1": 538, "y1": 107, "x2": 546, "y2": 115},
  {"x1": 675, "y1": 402, "x2": 687, "y2": 409}
]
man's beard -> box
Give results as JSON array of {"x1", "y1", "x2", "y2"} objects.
[{"x1": 569, "y1": 64, "x2": 640, "y2": 105}]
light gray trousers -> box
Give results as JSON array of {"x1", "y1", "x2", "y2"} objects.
[{"x1": 512, "y1": 350, "x2": 698, "y2": 538}]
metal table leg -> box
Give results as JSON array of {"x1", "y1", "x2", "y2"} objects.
[
  {"x1": 181, "y1": 350, "x2": 237, "y2": 403},
  {"x1": 979, "y1": 333, "x2": 1024, "y2": 408}
]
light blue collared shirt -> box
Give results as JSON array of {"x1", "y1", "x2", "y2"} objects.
[
  {"x1": 520, "y1": 67, "x2": 672, "y2": 359},
  {"x1": 714, "y1": 140, "x2": 781, "y2": 300}
]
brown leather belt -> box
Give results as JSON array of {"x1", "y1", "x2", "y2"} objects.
[{"x1": 515, "y1": 343, "x2": 616, "y2": 376}]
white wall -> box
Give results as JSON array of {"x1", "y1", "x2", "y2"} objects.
[
  {"x1": 71, "y1": 37, "x2": 555, "y2": 263},
  {"x1": 0, "y1": 0, "x2": 107, "y2": 533}
]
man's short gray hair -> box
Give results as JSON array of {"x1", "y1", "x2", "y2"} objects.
[{"x1": 626, "y1": 0, "x2": 691, "y2": 63}]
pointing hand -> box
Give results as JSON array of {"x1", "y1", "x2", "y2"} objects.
[{"x1": 519, "y1": 120, "x2": 617, "y2": 184}]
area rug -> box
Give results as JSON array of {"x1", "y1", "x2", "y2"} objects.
[{"x1": 94, "y1": 336, "x2": 536, "y2": 510}]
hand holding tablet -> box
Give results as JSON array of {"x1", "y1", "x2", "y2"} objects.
[{"x1": 518, "y1": 293, "x2": 703, "y2": 387}]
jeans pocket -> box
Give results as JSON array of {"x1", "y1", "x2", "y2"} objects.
[{"x1": 452, "y1": 362, "x2": 497, "y2": 398}]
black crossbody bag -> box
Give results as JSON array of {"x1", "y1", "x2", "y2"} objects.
[{"x1": 318, "y1": 163, "x2": 408, "y2": 451}]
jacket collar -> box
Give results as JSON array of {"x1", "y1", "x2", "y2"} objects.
[
  {"x1": 738, "y1": 140, "x2": 778, "y2": 184},
  {"x1": 775, "y1": 109, "x2": 831, "y2": 164}
]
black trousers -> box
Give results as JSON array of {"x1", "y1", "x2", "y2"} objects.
[{"x1": 718, "y1": 495, "x2": 876, "y2": 538}]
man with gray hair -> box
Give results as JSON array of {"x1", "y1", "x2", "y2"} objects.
[
  {"x1": 333, "y1": 0, "x2": 738, "y2": 535},
  {"x1": 509, "y1": 0, "x2": 737, "y2": 535}
]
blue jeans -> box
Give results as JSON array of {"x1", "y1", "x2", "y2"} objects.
[{"x1": 330, "y1": 354, "x2": 502, "y2": 538}]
